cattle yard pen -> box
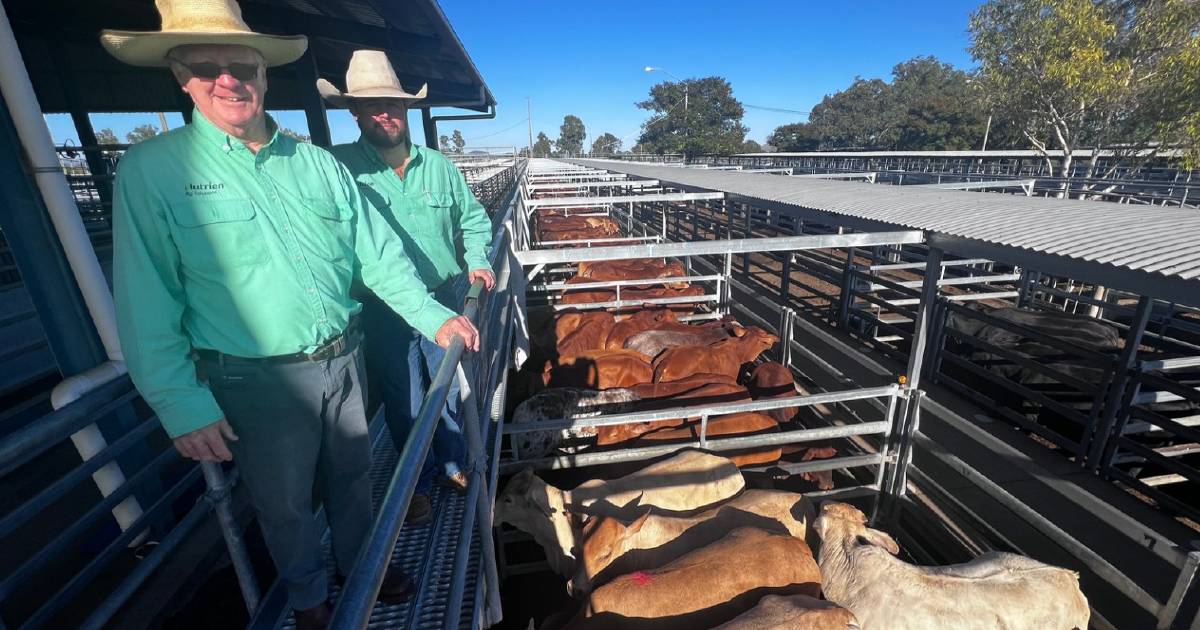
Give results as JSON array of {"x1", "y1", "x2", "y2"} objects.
[{"x1": 496, "y1": 158, "x2": 1200, "y2": 629}]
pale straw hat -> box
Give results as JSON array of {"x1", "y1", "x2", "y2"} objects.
[
  {"x1": 317, "y1": 50, "x2": 428, "y2": 108},
  {"x1": 100, "y1": 0, "x2": 308, "y2": 67}
]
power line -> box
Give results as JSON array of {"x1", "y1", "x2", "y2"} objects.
[
  {"x1": 463, "y1": 117, "x2": 530, "y2": 142},
  {"x1": 743, "y1": 104, "x2": 812, "y2": 117}
]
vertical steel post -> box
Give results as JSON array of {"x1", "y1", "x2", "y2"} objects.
[
  {"x1": 904, "y1": 247, "x2": 943, "y2": 392},
  {"x1": 1086, "y1": 295, "x2": 1153, "y2": 470},
  {"x1": 200, "y1": 462, "x2": 260, "y2": 613},
  {"x1": 297, "y1": 49, "x2": 332, "y2": 148},
  {"x1": 1157, "y1": 550, "x2": 1200, "y2": 630},
  {"x1": 837, "y1": 247, "x2": 858, "y2": 330}
]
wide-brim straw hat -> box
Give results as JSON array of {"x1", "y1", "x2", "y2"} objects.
[
  {"x1": 317, "y1": 50, "x2": 428, "y2": 108},
  {"x1": 100, "y1": 0, "x2": 308, "y2": 67}
]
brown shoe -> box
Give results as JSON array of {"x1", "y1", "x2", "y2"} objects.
[
  {"x1": 406, "y1": 493, "x2": 432, "y2": 525},
  {"x1": 439, "y1": 471, "x2": 468, "y2": 495},
  {"x1": 294, "y1": 602, "x2": 331, "y2": 630},
  {"x1": 377, "y1": 568, "x2": 416, "y2": 604}
]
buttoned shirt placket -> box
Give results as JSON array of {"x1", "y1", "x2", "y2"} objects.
[{"x1": 231, "y1": 136, "x2": 335, "y2": 347}]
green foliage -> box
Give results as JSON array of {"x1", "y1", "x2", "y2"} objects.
[
  {"x1": 740, "y1": 139, "x2": 763, "y2": 153},
  {"x1": 532, "y1": 132, "x2": 553, "y2": 157},
  {"x1": 636, "y1": 76, "x2": 748, "y2": 158},
  {"x1": 438, "y1": 134, "x2": 451, "y2": 150},
  {"x1": 767, "y1": 122, "x2": 821, "y2": 152},
  {"x1": 591, "y1": 132, "x2": 621, "y2": 155},
  {"x1": 125, "y1": 124, "x2": 161, "y2": 144},
  {"x1": 970, "y1": 0, "x2": 1200, "y2": 175},
  {"x1": 555, "y1": 115, "x2": 586, "y2": 157},
  {"x1": 279, "y1": 127, "x2": 310, "y2": 143},
  {"x1": 766, "y1": 56, "x2": 996, "y2": 152},
  {"x1": 451, "y1": 129, "x2": 466, "y2": 154},
  {"x1": 95, "y1": 128, "x2": 119, "y2": 145}
]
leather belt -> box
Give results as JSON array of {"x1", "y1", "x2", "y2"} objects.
[{"x1": 196, "y1": 315, "x2": 360, "y2": 365}]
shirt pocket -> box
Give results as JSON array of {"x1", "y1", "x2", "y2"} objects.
[
  {"x1": 413, "y1": 190, "x2": 455, "y2": 237},
  {"x1": 168, "y1": 199, "x2": 269, "y2": 271},
  {"x1": 297, "y1": 196, "x2": 354, "y2": 262}
]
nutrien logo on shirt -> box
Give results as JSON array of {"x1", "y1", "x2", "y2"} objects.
[{"x1": 183, "y1": 182, "x2": 225, "y2": 197}]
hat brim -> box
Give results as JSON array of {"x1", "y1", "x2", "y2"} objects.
[
  {"x1": 100, "y1": 30, "x2": 308, "y2": 67},
  {"x1": 316, "y1": 79, "x2": 427, "y2": 108}
]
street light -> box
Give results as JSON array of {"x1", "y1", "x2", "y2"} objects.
[{"x1": 644, "y1": 66, "x2": 688, "y2": 156}]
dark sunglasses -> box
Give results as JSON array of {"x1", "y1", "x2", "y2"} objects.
[{"x1": 171, "y1": 58, "x2": 262, "y2": 81}]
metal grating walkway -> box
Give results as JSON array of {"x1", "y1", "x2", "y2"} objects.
[{"x1": 254, "y1": 416, "x2": 481, "y2": 630}]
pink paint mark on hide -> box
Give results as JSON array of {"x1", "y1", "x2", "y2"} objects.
[{"x1": 629, "y1": 571, "x2": 654, "y2": 586}]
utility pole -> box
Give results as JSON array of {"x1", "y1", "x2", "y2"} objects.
[
  {"x1": 526, "y1": 98, "x2": 534, "y2": 157},
  {"x1": 157, "y1": 111, "x2": 170, "y2": 133}
]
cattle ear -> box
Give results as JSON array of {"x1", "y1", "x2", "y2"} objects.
[
  {"x1": 859, "y1": 528, "x2": 900, "y2": 555},
  {"x1": 626, "y1": 510, "x2": 652, "y2": 534}
]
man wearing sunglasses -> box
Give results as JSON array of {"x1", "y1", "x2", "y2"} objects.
[
  {"x1": 318, "y1": 51, "x2": 495, "y2": 523},
  {"x1": 100, "y1": 2, "x2": 477, "y2": 627}
]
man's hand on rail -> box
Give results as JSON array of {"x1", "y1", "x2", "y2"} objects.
[
  {"x1": 436, "y1": 315, "x2": 480, "y2": 352},
  {"x1": 468, "y1": 268, "x2": 496, "y2": 291},
  {"x1": 173, "y1": 419, "x2": 239, "y2": 462}
]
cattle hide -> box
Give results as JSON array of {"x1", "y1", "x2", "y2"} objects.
[
  {"x1": 712, "y1": 594, "x2": 859, "y2": 630},
  {"x1": 815, "y1": 502, "x2": 1089, "y2": 630},
  {"x1": 542, "y1": 349, "x2": 654, "y2": 390},
  {"x1": 567, "y1": 450, "x2": 745, "y2": 518},
  {"x1": 624, "y1": 320, "x2": 745, "y2": 360},
  {"x1": 653, "y1": 327, "x2": 780, "y2": 383},
  {"x1": 603, "y1": 309, "x2": 678, "y2": 350},
  {"x1": 556, "y1": 311, "x2": 617, "y2": 357},
  {"x1": 511, "y1": 388, "x2": 641, "y2": 459},
  {"x1": 567, "y1": 527, "x2": 821, "y2": 630},
  {"x1": 570, "y1": 489, "x2": 815, "y2": 595},
  {"x1": 631, "y1": 412, "x2": 781, "y2": 467}
]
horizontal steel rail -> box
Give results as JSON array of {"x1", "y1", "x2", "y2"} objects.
[
  {"x1": 516, "y1": 230, "x2": 926, "y2": 266},
  {"x1": 525, "y1": 192, "x2": 724, "y2": 208},
  {"x1": 526, "y1": 180, "x2": 660, "y2": 192},
  {"x1": 504, "y1": 385, "x2": 900, "y2": 435},
  {"x1": 528, "y1": 274, "x2": 722, "y2": 292}
]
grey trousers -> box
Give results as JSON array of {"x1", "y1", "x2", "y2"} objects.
[{"x1": 202, "y1": 337, "x2": 373, "y2": 611}]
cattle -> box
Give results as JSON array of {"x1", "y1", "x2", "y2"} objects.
[
  {"x1": 561, "y1": 283, "x2": 707, "y2": 309},
  {"x1": 745, "y1": 362, "x2": 841, "y2": 489},
  {"x1": 595, "y1": 376, "x2": 751, "y2": 445},
  {"x1": 577, "y1": 258, "x2": 689, "y2": 289},
  {"x1": 814, "y1": 502, "x2": 1089, "y2": 630},
  {"x1": 511, "y1": 388, "x2": 640, "y2": 459},
  {"x1": 625, "y1": 320, "x2": 745, "y2": 360},
  {"x1": 543, "y1": 349, "x2": 654, "y2": 390},
  {"x1": 538, "y1": 215, "x2": 621, "y2": 239},
  {"x1": 570, "y1": 489, "x2": 815, "y2": 595},
  {"x1": 653, "y1": 327, "x2": 779, "y2": 383},
  {"x1": 495, "y1": 468, "x2": 579, "y2": 578},
  {"x1": 568, "y1": 450, "x2": 746, "y2": 518},
  {"x1": 566, "y1": 527, "x2": 821, "y2": 630},
  {"x1": 631, "y1": 412, "x2": 781, "y2": 467},
  {"x1": 746, "y1": 362, "x2": 798, "y2": 424},
  {"x1": 603, "y1": 309, "x2": 678, "y2": 350},
  {"x1": 712, "y1": 594, "x2": 860, "y2": 630},
  {"x1": 556, "y1": 311, "x2": 617, "y2": 356},
  {"x1": 495, "y1": 452, "x2": 746, "y2": 575}
]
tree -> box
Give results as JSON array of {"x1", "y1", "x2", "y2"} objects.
[
  {"x1": 125, "y1": 124, "x2": 161, "y2": 144},
  {"x1": 970, "y1": 0, "x2": 1200, "y2": 186},
  {"x1": 591, "y1": 132, "x2": 621, "y2": 155},
  {"x1": 636, "y1": 76, "x2": 748, "y2": 158},
  {"x1": 532, "y1": 132, "x2": 553, "y2": 158},
  {"x1": 740, "y1": 139, "x2": 763, "y2": 153},
  {"x1": 555, "y1": 115, "x2": 586, "y2": 157},
  {"x1": 767, "y1": 122, "x2": 822, "y2": 151},
  {"x1": 95, "y1": 128, "x2": 119, "y2": 146},
  {"x1": 807, "y1": 77, "x2": 899, "y2": 150},
  {"x1": 279, "y1": 127, "x2": 310, "y2": 143},
  {"x1": 451, "y1": 129, "x2": 466, "y2": 154},
  {"x1": 439, "y1": 134, "x2": 451, "y2": 150},
  {"x1": 889, "y1": 56, "x2": 990, "y2": 150}
]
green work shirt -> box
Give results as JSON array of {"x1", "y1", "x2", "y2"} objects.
[
  {"x1": 329, "y1": 139, "x2": 492, "y2": 291},
  {"x1": 112, "y1": 109, "x2": 455, "y2": 438}
]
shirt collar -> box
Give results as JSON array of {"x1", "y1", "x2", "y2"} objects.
[
  {"x1": 356, "y1": 135, "x2": 424, "y2": 172},
  {"x1": 191, "y1": 107, "x2": 284, "y2": 156}
]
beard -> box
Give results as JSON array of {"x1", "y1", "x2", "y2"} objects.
[{"x1": 361, "y1": 121, "x2": 409, "y2": 149}]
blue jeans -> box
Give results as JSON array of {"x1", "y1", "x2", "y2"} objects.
[
  {"x1": 362, "y1": 283, "x2": 466, "y2": 493},
  {"x1": 202, "y1": 334, "x2": 371, "y2": 611}
]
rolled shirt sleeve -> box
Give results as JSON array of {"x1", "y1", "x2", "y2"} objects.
[
  {"x1": 113, "y1": 149, "x2": 225, "y2": 438},
  {"x1": 451, "y1": 163, "x2": 494, "y2": 273},
  {"x1": 343, "y1": 165, "x2": 456, "y2": 340}
]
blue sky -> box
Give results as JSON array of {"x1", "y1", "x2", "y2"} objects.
[{"x1": 45, "y1": 0, "x2": 984, "y2": 150}]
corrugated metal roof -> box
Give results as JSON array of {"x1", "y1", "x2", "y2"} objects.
[{"x1": 569, "y1": 159, "x2": 1200, "y2": 305}]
